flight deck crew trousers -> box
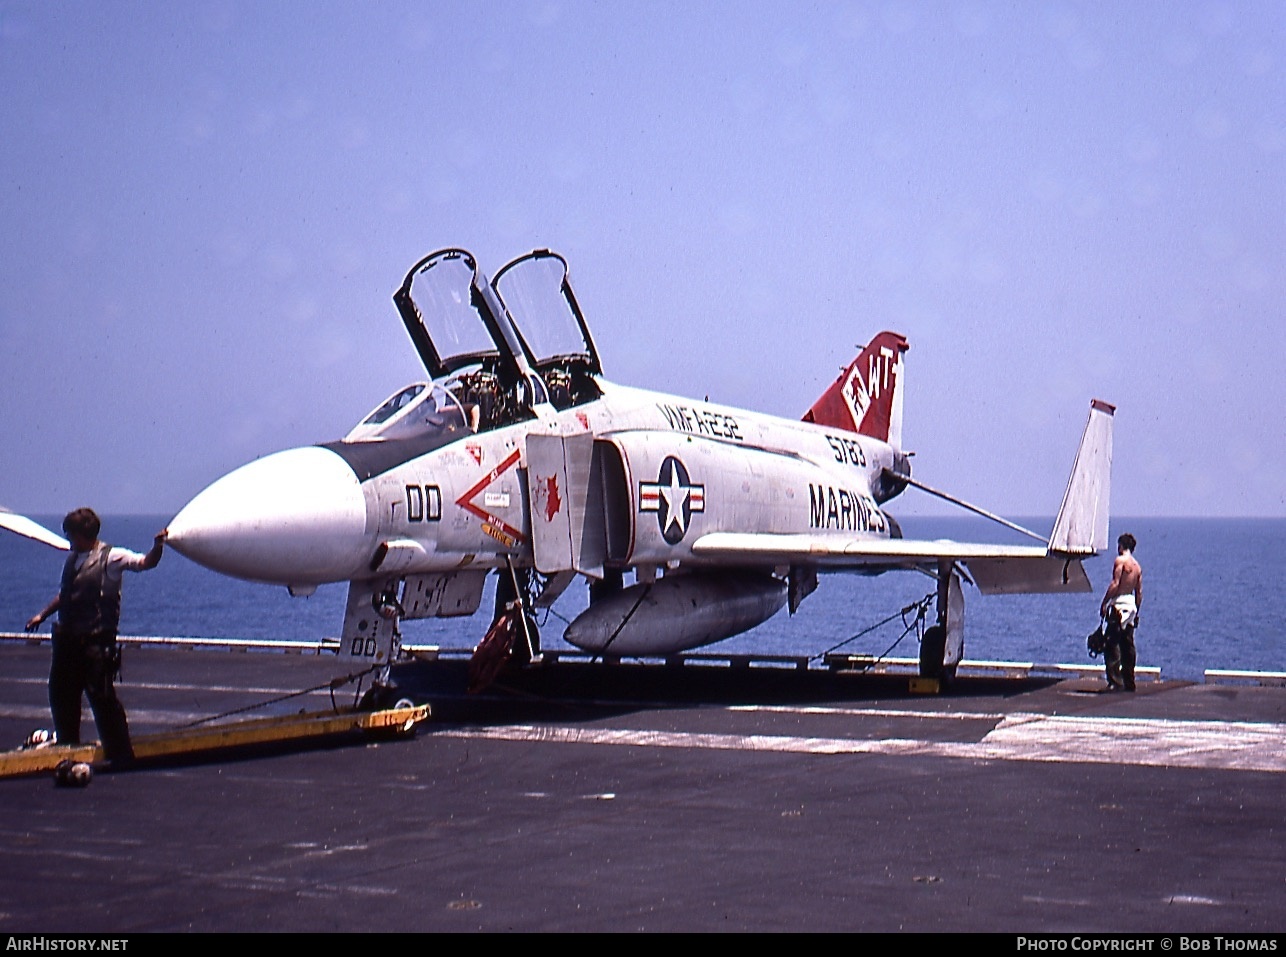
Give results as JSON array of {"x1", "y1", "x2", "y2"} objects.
[
  {"x1": 1104, "y1": 617, "x2": 1137, "y2": 692},
  {"x1": 49, "y1": 626, "x2": 134, "y2": 762}
]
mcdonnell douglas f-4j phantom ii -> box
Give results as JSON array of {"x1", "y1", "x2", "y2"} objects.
[
  {"x1": 165, "y1": 247, "x2": 1114, "y2": 686},
  {"x1": 5, "y1": 248, "x2": 1113, "y2": 690}
]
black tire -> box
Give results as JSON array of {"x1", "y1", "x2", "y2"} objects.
[
  {"x1": 919, "y1": 624, "x2": 946, "y2": 679},
  {"x1": 494, "y1": 568, "x2": 540, "y2": 662},
  {"x1": 358, "y1": 683, "x2": 400, "y2": 712}
]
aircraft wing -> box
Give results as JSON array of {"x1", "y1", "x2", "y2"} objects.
[
  {"x1": 0, "y1": 509, "x2": 70, "y2": 551},
  {"x1": 688, "y1": 397, "x2": 1113, "y2": 596},
  {"x1": 690, "y1": 532, "x2": 1091, "y2": 594}
]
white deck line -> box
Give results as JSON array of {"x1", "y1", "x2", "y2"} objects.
[{"x1": 441, "y1": 710, "x2": 1286, "y2": 774}]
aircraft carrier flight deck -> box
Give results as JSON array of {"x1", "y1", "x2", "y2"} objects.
[{"x1": 0, "y1": 636, "x2": 1282, "y2": 934}]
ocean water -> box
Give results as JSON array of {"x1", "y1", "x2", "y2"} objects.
[{"x1": 2, "y1": 515, "x2": 1282, "y2": 682}]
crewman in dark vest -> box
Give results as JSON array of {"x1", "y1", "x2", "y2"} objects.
[{"x1": 25, "y1": 508, "x2": 166, "y2": 764}]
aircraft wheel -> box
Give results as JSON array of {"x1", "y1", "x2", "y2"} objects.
[
  {"x1": 469, "y1": 609, "x2": 518, "y2": 693},
  {"x1": 512, "y1": 616, "x2": 539, "y2": 665},
  {"x1": 358, "y1": 683, "x2": 401, "y2": 712},
  {"x1": 919, "y1": 625, "x2": 959, "y2": 689},
  {"x1": 919, "y1": 625, "x2": 946, "y2": 679},
  {"x1": 494, "y1": 568, "x2": 540, "y2": 663}
]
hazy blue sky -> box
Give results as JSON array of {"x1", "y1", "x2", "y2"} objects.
[{"x1": 1, "y1": 1, "x2": 1282, "y2": 520}]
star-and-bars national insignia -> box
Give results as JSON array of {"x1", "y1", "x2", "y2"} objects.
[{"x1": 639, "y1": 456, "x2": 705, "y2": 545}]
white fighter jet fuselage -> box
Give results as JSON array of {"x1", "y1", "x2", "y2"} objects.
[
  {"x1": 167, "y1": 381, "x2": 905, "y2": 588},
  {"x1": 162, "y1": 248, "x2": 1114, "y2": 673}
]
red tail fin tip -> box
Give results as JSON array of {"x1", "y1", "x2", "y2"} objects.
[{"x1": 803, "y1": 331, "x2": 909, "y2": 447}]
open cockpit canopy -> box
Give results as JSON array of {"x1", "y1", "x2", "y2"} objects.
[
  {"x1": 393, "y1": 249, "x2": 508, "y2": 381},
  {"x1": 492, "y1": 249, "x2": 601, "y2": 378},
  {"x1": 392, "y1": 248, "x2": 602, "y2": 427}
]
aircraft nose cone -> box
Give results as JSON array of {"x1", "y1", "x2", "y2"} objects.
[{"x1": 168, "y1": 446, "x2": 369, "y2": 584}]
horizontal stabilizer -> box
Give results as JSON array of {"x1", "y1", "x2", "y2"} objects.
[
  {"x1": 1048, "y1": 399, "x2": 1114, "y2": 555},
  {"x1": 966, "y1": 556, "x2": 1091, "y2": 595},
  {"x1": 0, "y1": 509, "x2": 70, "y2": 551}
]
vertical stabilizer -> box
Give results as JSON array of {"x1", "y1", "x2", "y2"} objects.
[
  {"x1": 803, "y1": 331, "x2": 909, "y2": 448},
  {"x1": 1048, "y1": 399, "x2": 1114, "y2": 554}
]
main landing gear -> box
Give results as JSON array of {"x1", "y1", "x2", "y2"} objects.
[
  {"x1": 467, "y1": 564, "x2": 541, "y2": 693},
  {"x1": 919, "y1": 562, "x2": 966, "y2": 685}
]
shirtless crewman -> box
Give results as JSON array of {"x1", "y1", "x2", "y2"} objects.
[{"x1": 1100, "y1": 532, "x2": 1143, "y2": 691}]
